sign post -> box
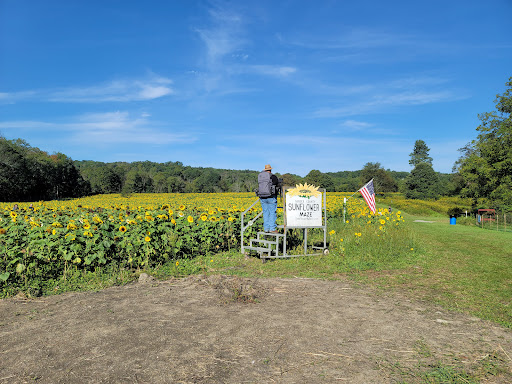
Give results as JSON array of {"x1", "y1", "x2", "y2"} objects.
[{"x1": 283, "y1": 183, "x2": 328, "y2": 256}]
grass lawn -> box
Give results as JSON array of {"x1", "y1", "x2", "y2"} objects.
[{"x1": 393, "y1": 214, "x2": 512, "y2": 327}]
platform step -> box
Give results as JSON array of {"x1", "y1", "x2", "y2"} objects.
[
  {"x1": 251, "y1": 239, "x2": 277, "y2": 246},
  {"x1": 244, "y1": 245, "x2": 273, "y2": 253},
  {"x1": 257, "y1": 231, "x2": 285, "y2": 237}
]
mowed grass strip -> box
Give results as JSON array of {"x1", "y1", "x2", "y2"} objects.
[
  {"x1": 322, "y1": 213, "x2": 512, "y2": 328},
  {"x1": 408, "y1": 216, "x2": 512, "y2": 327}
]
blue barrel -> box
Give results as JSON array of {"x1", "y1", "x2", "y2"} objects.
[{"x1": 450, "y1": 217, "x2": 456, "y2": 225}]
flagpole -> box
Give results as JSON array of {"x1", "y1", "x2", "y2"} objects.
[
  {"x1": 347, "y1": 190, "x2": 359, "y2": 199},
  {"x1": 343, "y1": 197, "x2": 346, "y2": 223},
  {"x1": 344, "y1": 179, "x2": 375, "y2": 221},
  {"x1": 344, "y1": 182, "x2": 364, "y2": 224},
  {"x1": 346, "y1": 178, "x2": 372, "y2": 201},
  {"x1": 344, "y1": 181, "x2": 365, "y2": 224}
]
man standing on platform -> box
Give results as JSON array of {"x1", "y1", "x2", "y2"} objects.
[{"x1": 257, "y1": 164, "x2": 279, "y2": 233}]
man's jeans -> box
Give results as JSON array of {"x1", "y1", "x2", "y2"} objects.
[{"x1": 260, "y1": 196, "x2": 277, "y2": 232}]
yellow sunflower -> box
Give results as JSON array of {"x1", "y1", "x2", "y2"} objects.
[{"x1": 286, "y1": 183, "x2": 322, "y2": 198}]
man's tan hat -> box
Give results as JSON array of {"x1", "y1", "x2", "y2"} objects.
[{"x1": 263, "y1": 164, "x2": 272, "y2": 171}]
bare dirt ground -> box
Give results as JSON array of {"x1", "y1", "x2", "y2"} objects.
[{"x1": 1, "y1": 275, "x2": 511, "y2": 383}]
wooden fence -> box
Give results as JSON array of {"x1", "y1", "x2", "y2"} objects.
[{"x1": 476, "y1": 211, "x2": 512, "y2": 232}]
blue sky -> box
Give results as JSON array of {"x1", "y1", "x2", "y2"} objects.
[{"x1": 1, "y1": 0, "x2": 511, "y2": 176}]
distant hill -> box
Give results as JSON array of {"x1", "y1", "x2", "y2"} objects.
[{"x1": 1, "y1": 136, "x2": 456, "y2": 202}]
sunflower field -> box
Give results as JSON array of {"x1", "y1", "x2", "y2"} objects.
[{"x1": 0, "y1": 192, "x2": 407, "y2": 295}]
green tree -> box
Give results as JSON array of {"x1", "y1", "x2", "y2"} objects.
[
  {"x1": 281, "y1": 173, "x2": 302, "y2": 188},
  {"x1": 403, "y1": 163, "x2": 440, "y2": 199},
  {"x1": 0, "y1": 138, "x2": 32, "y2": 201},
  {"x1": 152, "y1": 172, "x2": 168, "y2": 193},
  {"x1": 123, "y1": 169, "x2": 153, "y2": 193},
  {"x1": 404, "y1": 140, "x2": 440, "y2": 199},
  {"x1": 167, "y1": 176, "x2": 186, "y2": 193},
  {"x1": 304, "y1": 170, "x2": 334, "y2": 191},
  {"x1": 50, "y1": 153, "x2": 90, "y2": 198},
  {"x1": 90, "y1": 167, "x2": 122, "y2": 194},
  {"x1": 409, "y1": 140, "x2": 433, "y2": 167},
  {"x1": 360, "y1": 162, "x2": 398, "y2": 192},
  {"x1": 192, "y1": 170, "x2": 221, "y2": 193},
  {"x1": 455, "y1": 77, "x2": 512, "y2": 208},
  {"x1": 0, "y1": 137, "x2": 89, "y2": 201}
]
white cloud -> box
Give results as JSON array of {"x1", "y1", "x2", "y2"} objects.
[
  {"x1": 196, "y1": 7, "x2": 245, "y2": 67},
  {"x1": 72, "y1": 111, "x2": 197, "y2": 145},
  {"x1": 0, "y1": 75, "x2": 174, "y2": 104},
  {"x1": 0, "y1": 120, "x2": 56, "y2": 129},
  {"x1": 48, "y1": 77, "x2": 174, "y2": 102},
  {"x1": 0, "y1": 90, "x2": 38, "y2": 104},
  {"x1": 193, "y1": 4, "x2": 297, "y2": 96},
  {"x1": 0, "y1": 111, "x2": 197, "y2": 145},
  {"x1": 374, "y1": 90, "x2": 457, "y2": 106},
  {"x1": 245, "y1": 65, "x2": 296, "y2": 77},
  {"x1": 282, "y1": 27, "x2": 415, "y2": 51},
  {"x1": 312, "y1": 76, "x2": 469, "y2": 118},
  {"x1": 339, "y1": 120, "x2": 373, "y2": 130},
  {"x1": 137, "y1": 85, "x2": 171, "y2": 100}
]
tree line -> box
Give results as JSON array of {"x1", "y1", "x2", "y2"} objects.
[
  {"x1": 0, "y1": 137, "x2": 455, "y2": 202},
  {"x1": 0, "y1": 138, "x2": 90, "y2": 202},
  {"x1": 1, "y1": 76, "x2": 510, "y2": 209},
  {"x1": 454, "y1": 77, "x2": 512, "y2": 210}
]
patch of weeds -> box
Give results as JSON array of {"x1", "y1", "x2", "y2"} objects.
[
  {"x1": 16, "y1": 264, "x2": 137, "y2": 298},
  {"x1": 472, "y1": 349, "x2": 511, "y2": 378},
  {"x1": 150, "y1": 257, "x2": 208, "y2": 279},
  {"x1": 206, "y1": 275, "x2": 265, "y2": 304},
  {"x1": 414, "y1": 338, "x2": 432, "y2": 358},
  {"x1": 420, "y1": 362, "x2": 478, "y2": 383},
  {"x1": 384, "y1": 345, "x2": 512, "y2": 384},
  {"x1": 387, "y1": 360, "x2": 478, "y2": 384}
]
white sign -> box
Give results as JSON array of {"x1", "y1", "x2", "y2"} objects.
[{"x1": 285, "y1": 183, "x2": 323, "y2": 227}]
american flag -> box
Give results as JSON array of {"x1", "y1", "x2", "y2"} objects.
[{"x1": 359, "y1": 179, "x2": 376, "y2": 214}]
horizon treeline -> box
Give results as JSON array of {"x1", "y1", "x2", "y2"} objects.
[{"x1": 0, "y1": 136, "x2": 457, "y2": 203}]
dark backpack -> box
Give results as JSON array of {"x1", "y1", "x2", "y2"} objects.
[{"x1": 257, "y1": 171, "x2": 273, "y2": 198}]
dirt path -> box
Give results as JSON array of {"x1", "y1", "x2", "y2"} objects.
[{"x1": 1, "y1": 275, "x2": 511, "y2": 383}]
